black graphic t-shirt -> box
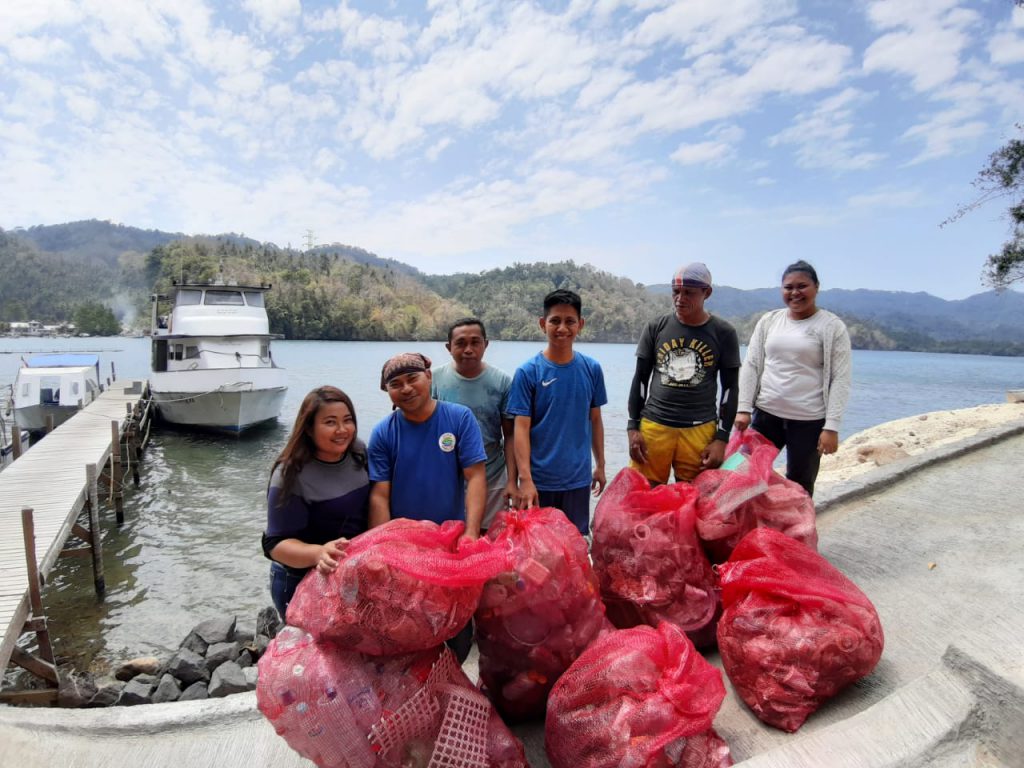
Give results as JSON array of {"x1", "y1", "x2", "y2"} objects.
[{"x1": 636, "y1": 314, "x2": 740, "y2": 427}]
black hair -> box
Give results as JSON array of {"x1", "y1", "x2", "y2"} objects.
[
  {"x1": 542, "y1": 288, "x2": 582, "y2": 317},
  {"x1": 447, "y1": 317, "x2": 487, "y2": 342},
  {"x1": 782, "y1": 260, "x2": 819, "y2": 287}
]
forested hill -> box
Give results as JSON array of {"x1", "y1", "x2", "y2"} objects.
[{"x1": 1, "y1": 220, "x2": 1022, "y2": 355}]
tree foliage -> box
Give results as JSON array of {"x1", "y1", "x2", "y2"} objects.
[
  {"x1": 945, "y1": 124, "x2": 1024, "y2": 288},
  {"x1": 73, "y1": 301, "x2": 121, "y2": 335}
]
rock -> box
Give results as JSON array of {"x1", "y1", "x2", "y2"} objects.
[
  {"x1": 132, "y1": 673, "x2": 157, "y2": 686},
  {"x1": 88, "y1": 677, "x2": 124, "y2": 708},
  {"x1": 205, "y1": 641, "x2": 242, "y2": 672},
  {"x1": 236, "y1": 650, "x2": 254, "y2": 668},
  {"x1": 178, "y1": 681, "x2": 209, "y2": 701},
  {"x1": 208, "y1": 661, "x2": 248, "y2": 698},
  {"x1": 256, "y1": 606, "x2": 281, "y2": 639},
  {"x1": 855, "y1": 442, "x2": 911, "y2": 467},
  {"x1": 193, "y1": 616, "x2": 237, "y2": 645},
  {"x1": 59, "y1": 672, "x2": 98, "y2": 708},
  {"x1": 235, "y1": 627, "x2": 255, "y2": 645},
  {"x1": 114, "y1": 656, "x2": 161, "y2": 682},
  {"x1": 151, "y1": 674, "x2": 181, "y2": 704},
  {"x1": 180, "y1": 630, "x2": 209, "y2": 657},
  {"x1": 166, "y1": 648, "x2": 210, "y2": 686},
  {"x1": 243, "y1": 666, "x2": 258, "y2": 691},
  {"x1": 117, "y1": 678, "x2": 153, "y2": 706},
  {"x1": 253, "y1": 634, "x2": 271, "y2": 659}
]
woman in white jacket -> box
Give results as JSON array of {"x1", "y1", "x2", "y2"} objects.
[{"x1": 735, "y1": 261, "x2": 852, "y2": 496}]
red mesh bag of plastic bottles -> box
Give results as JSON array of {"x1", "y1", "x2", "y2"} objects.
[
  {"x1": 286, "y1": 518, "x2": 512, "y2": 655},
  {"x1": 717, "y1": 527, "x2": 885, "y2": 732},
  {"x1": 695, "y1": 430, "x2": 817, "y2": 563},
  {"x1": 545, "y1": 622, "x2": 733, "y2": 768},
  {"x1": 591, "y1": 468, "x2": 719, "y2": 648},
  {"x1": 257, "y1": 626, "x2": 528, "y2": 768},
  {"x1": 474, "y1": 507, "x2": 606, "y2": 721}
]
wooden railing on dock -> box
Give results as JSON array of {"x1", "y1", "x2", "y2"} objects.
[{"x1": 0, "y1": 379, "x2": 150, "y2": 702}]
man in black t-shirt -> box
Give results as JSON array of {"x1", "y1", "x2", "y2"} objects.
[{"x1": 627, "y1": 262, "x2": 740, "y2": 484}]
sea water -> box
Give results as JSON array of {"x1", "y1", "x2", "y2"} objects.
[{"x1": 1, "y1": 337, "x2": 1022, "y2": 670}]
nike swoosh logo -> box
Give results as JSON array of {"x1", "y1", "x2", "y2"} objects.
[{"x1": 541, "y1": 378, "x2": 557, "y2": 387}]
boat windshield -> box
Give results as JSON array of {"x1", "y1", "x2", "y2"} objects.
[
  {"x1": 177, "y1": 290, "x2": 203, "y2": 306},
  {"x1": 243, "y1": 291, "x2": 265, "y2": 307},
  {"x1": 205, "y1": 290, "x2": 245, "y2": 306}
]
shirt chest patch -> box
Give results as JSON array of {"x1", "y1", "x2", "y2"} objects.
[{"x1": 438, "y1": 432, "x2": 457, "y2": 452}]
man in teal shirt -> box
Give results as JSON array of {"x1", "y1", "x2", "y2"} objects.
[{"x1": 431, "y1": 318, "x2": 518, "y2": 531}]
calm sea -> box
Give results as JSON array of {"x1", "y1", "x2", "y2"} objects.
[{"x1": 1, "y1": 337, "x2": 1023, "y2": 671}]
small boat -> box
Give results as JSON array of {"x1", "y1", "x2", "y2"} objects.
[
  {"x1": 149, "y1": 282, "x2": 287, "y2": 432},
  {"x1": 12, "y1": 354, "x2": 102, "y2": 434}
]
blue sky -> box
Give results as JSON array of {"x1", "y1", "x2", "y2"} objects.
[{"x1": 1, "y1": 0, "x2": 1023, "y2": 299}]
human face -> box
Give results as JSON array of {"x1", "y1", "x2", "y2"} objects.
[
  {"x1": 447, "y1": 324, "x2": 488, "y2": 377},
  {"x1": 782, "y1": 271, "x2": 819, "y2": 319},
  {"x1": 672, "y1": 284, "x2": 711, "y2": 324},
  {"x1": 309, "y1": 401, "x2": 356, "y2": 462},
  {"x1": 385, "y1": 370, "x2": 433, "y2": 419},
  {"x1": 540, "y1": 304, "x2": 583, "y2": 351}
]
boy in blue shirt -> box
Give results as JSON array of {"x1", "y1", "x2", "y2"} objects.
[{"x1": 508, "y1": 289, "x2": 607, "y2": 534}]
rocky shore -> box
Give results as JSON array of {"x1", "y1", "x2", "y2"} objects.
[{"x1": 57, "y1": 608, "x2": 282, "y2": 708}]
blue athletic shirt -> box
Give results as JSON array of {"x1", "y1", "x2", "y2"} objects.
[
  {"x1": 507, "y1": 352, "x2": 607, "y2": 492},
  {"x1": 367, "y1": 400, "x2": 486, "y2": 524}
]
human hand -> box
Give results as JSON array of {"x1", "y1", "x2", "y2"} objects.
[
  {"x1": 591, "y1": 467, "x2": 607, "y2": 497},
  {"x1": 700, "y1": 439, "x2": 727, "y2": 469},
  {"x1": 734, "y1": 412, "x2": 751, "y2": 431},
  {"x1": 517, "y1": 479, "x2": 539, "y2": 509},
  {"x1": 627, "y1": 428, "x2": 649, "y2": 465},
  {"x1": 504, "y1": 478, "x2": 519, "y2": 511},
  {"x1": 818, "y1": 430, "x2": 839, "y2": 455},
  {"x1": 316, "y1": 538, "x2": 347, "y2": 574}
]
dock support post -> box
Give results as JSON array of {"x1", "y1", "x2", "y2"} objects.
[
  {"x1": 0, "y1": 508, "x2": 60, "y2": 704},
  {"x1": 45, "y1": 414, "x2": 54, "y2": 434},
  {"x1": 11, "y1": 425, "x2": 22, "y2": 460},
  {"x1": 110, "y1": 420, "x2": 124, "y2": 525},
  {"x1": 126, "y1": 403, "x2": 140, "y2": 486},
  {"x1": 111, "y1": 361, "x2": 117, "y2": 382},
  {"x1": 86, "y1": 463, "x2": 106, "y2": 598}
]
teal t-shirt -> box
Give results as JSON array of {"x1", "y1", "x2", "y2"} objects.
[{"x1": 431, "y1": 363, "x2": 512, "y2": 486}]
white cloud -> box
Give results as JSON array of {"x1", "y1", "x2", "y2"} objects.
[
  {"x1": 902, "y1": 108, "x2": 989, "y2": 163},
  {"x1": 989, "y1": 7, "x2": 1024, "y2": 65},
  {"x1": 862, "y1": 0, "x2": 980, "y2": 92},
  {"x1": 671, "y1": 140, "x2": 732, "y2": 166},
  {"x1": 5, "y1": 35, "x2": 72, "y2": 62},
  {"x1": 769, "y1": 88, "x2": 884, "y2": 170},
  {"x1": 242, "y1": 0, "x2": 300, "y2": 36}
]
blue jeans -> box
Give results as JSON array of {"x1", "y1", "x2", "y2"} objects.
[{"x1": 269, "y1": 562, "x2": 307, "y2": 621}]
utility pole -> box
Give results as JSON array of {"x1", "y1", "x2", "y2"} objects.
[{"x1": 304, "y1": 230, "x2": 316, "y2": 251}]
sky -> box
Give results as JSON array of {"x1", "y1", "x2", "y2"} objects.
[{"x1": 2, "y1": 1, "x2": 1023, "y2": 300}]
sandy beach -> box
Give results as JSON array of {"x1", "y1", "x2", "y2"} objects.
[{"x1": 815, "y1": 401, "x2": 1024, "y2": 493}]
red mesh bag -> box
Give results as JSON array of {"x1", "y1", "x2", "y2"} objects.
[
  {"x1": 592, "y1": 468, "x2": 719, "y2": 648},
  {"x1": 695, "y1": 430, "x2": 817, "y2": 563},
  {"x1": 257, "y1": 626, "x2": 528, "y2": 768},
  {"x1": 717, "y1": 527, "x2": 885, "y2": 732},
  {"x1": 287, "y1": 518, "x2": 512, "y2": 655},
  {"x1": 474, "y1": 507, "x2": 606, "y2": 721},
  {"x1": 545, "y1": 622, "x2": 733, "y2": 768}
]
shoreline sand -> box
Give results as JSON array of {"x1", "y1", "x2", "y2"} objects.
[{"x1": 815, "y1": 401, "x2": 1024, "y2": 493}]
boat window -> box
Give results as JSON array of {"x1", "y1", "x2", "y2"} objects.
[
  {"x1": 244, "y1": 291, "x2": 265, "y2": 307},
  {"x1": 177, "y1": 290, "x2": 203, "y2": 306},
  {"x1": 173, "y1": 344, "x2": 184, "y2": 361},
  {"x1": 72, "y1": 382, "x2": 80, "y2": 395},
  {"x1": 185, "y1": 345, "x2": 200, "y2": 359},
  {"x1": 205, "y1": 290, "x2": 244, "y2": 305},
  {"x1": 21, "y1": 383, "x2": 30, "y2": 397},
  {"x1": 260, "y1": 341, "x2": 269, "y2": 358}
]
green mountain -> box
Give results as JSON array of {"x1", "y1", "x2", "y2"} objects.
[{"x1": 2, "y1": 220, "x2": 1022, "y2": 355}]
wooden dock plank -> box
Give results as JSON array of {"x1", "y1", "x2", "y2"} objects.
[{"x1": 0, "y1": 380, "x2": 147, "y2": 675}]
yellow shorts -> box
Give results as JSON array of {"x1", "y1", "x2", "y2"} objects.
[{"x1": 630, "y1": 418, "x2": 716, "y2": 484}]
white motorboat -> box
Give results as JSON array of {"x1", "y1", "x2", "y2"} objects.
[
  {"x1": 149, "y1": 282, "x2": 287, "y2": 432},
  {"x1": 12, "y1": 354, "x2": 101, "y2": 434}
]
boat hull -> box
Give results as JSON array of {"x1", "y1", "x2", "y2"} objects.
[
  {"x1": 14, "y1": 404, "x2": 79, "y2": 433},
  {"x1": 150, "y1": 368, "x2": 287, "y2": 432}
]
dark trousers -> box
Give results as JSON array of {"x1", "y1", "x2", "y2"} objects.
[
  {"x1": 751, "y1": 408, "x2": 826, "y2": 496},
  {"x1": 538, "y1": 486, "x2": 592, "y2": 535}
]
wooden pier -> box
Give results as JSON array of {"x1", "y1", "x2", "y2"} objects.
[{"x1": 0, "y1": 379, "x2": 150, "y2": 703}]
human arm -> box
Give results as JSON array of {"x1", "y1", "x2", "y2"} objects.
[
  {"x1": 820, "y1": 318, "x2": 853, "y2": 455},
  {"x1": 368, "y1": 481, "x2": 392, "y2": 528},
  {"x1": 268, "y1": 538, "x2": 347, "y2": 574},
  {"x1": 737, "y1": 311, "x2": 772, "y2": 417},
  {"x1": 513, "y1": 414, "x2": 538, "y2": 508},
  {"x1": 701, "y1": 347, "x2": 741, "y2": 468},
  {"x1": 501, "y1": 415, "x2": 519, "y2": 508},
  {"x1": 463, "y1": 462, "x2": 486, "y2": 539},
  {"x1": 627, "y1": 355, "x2": 654, "y2": 464},
  {"x1": 590, "y1": 406, "x2": 606, "y2": 496}
]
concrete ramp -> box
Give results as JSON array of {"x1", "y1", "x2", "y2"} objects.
[{"x1": 2, "y1": 429, "x2": 1024, "y2": 767}]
